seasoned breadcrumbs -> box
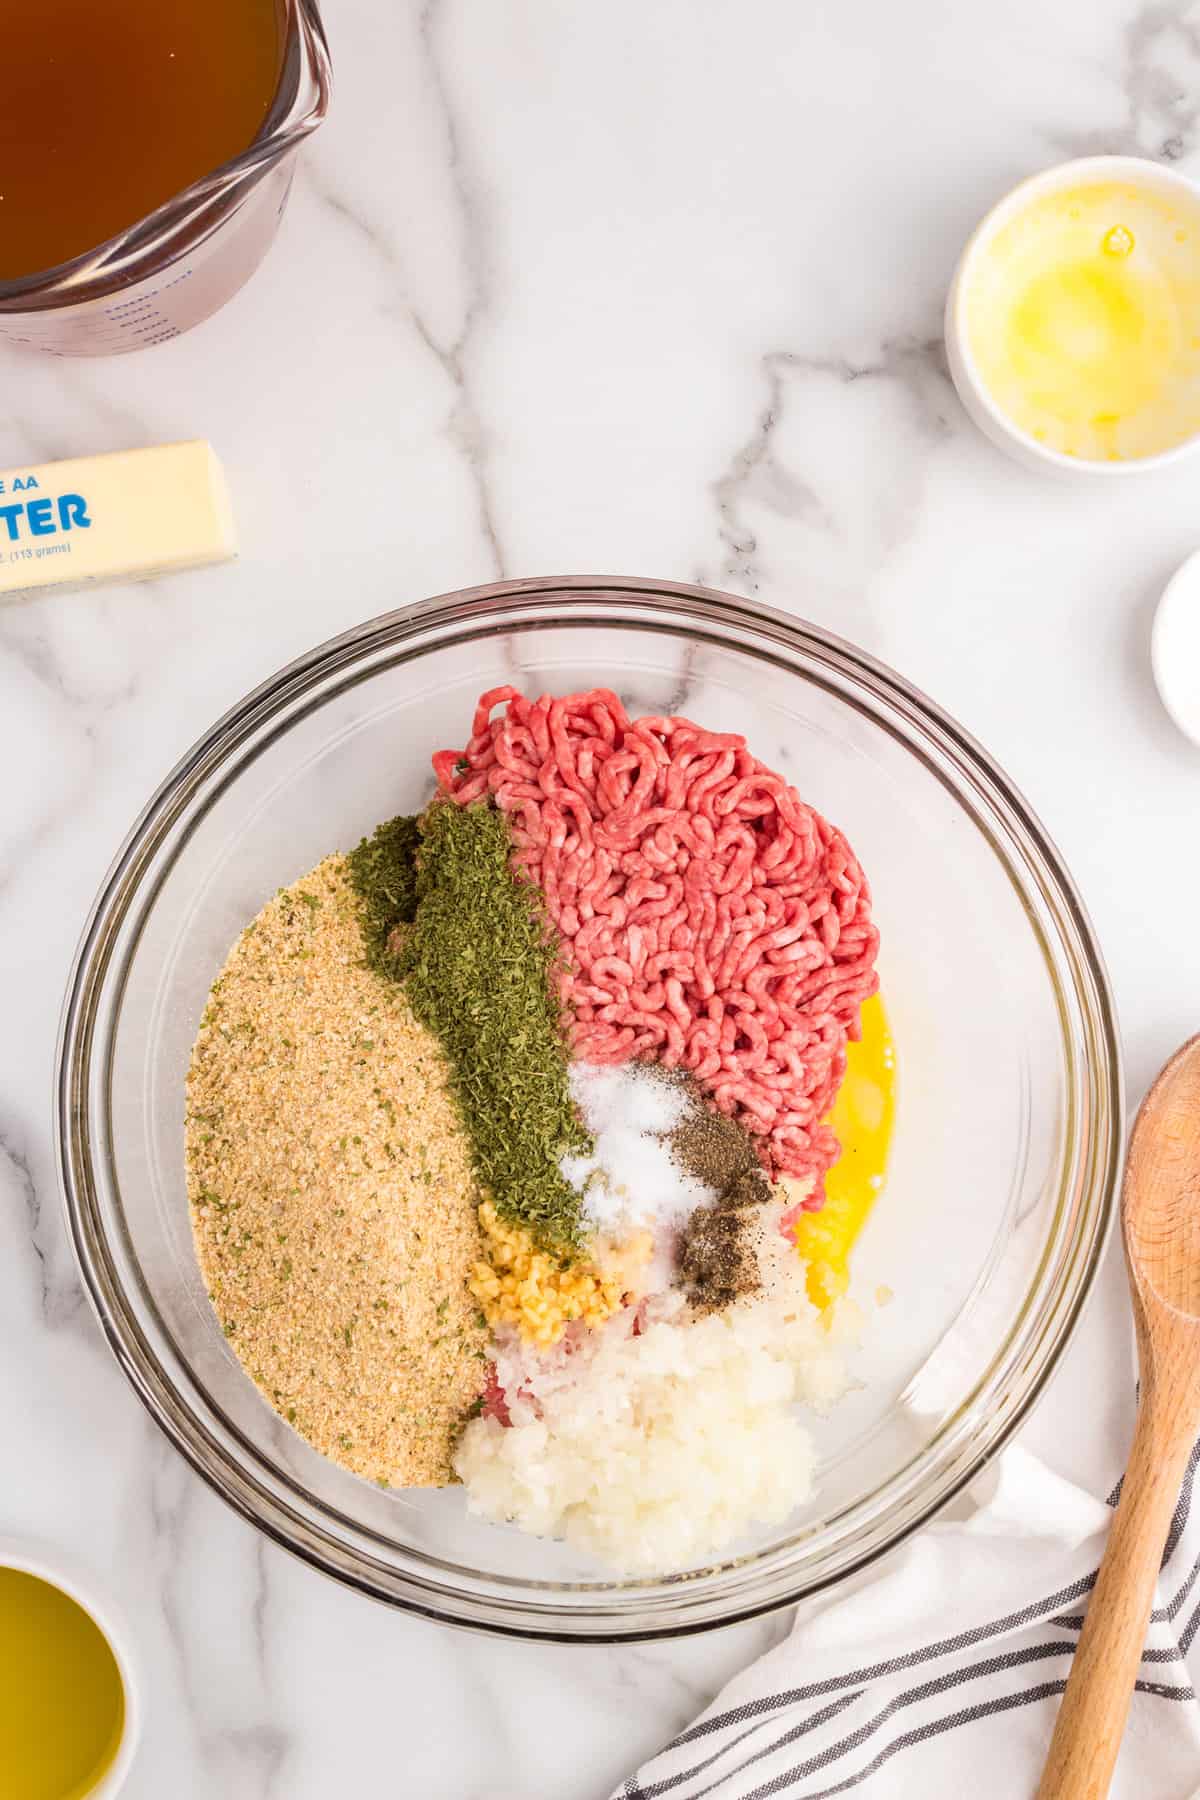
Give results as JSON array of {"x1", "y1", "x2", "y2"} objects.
[{"x1": 185, "y1": 855, "x2": 487, "y2": 1488}]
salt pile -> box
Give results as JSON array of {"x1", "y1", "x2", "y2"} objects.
[{"x1": 561, "y1": 1062, "x2": 715, "y2": 1235}]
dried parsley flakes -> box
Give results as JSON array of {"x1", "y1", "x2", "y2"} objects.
[
  {"x1": 346, "y1": 813, "x2": 422, "y2": 980},
  {"x1": 352, "y1": 801, "x2": 591, "y2": 1250}
]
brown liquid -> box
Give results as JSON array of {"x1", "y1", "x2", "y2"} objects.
[{"x1": 0, "y1": 0, "x2": 286, "y2": 281}]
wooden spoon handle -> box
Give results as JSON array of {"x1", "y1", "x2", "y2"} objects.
[{"x1": 1037, "y1": 1378, "x2": 1195, "y2": 1800}]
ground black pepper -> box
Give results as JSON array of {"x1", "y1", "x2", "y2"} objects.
[
  {"x1": 658, "y1": 1070, "x2": 773, "y2": 1310},
  {"x1": 668, "y1": 1082, "x2": 765, "y2": 1193},
  {"x1": 677, "y1": 1205, "x2": 758, "y2": 1310}
]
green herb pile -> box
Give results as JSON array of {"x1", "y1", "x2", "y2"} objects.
[
  {"x1": 347, "y1": 801, "x2": 591, "y2": 1251},
  {"x1": 347, "y1": 813, "x2": 422, "y2": 980}
]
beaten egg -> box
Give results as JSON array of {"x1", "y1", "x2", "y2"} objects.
[
  {"x1": 965, "y1": 178, "x2": 1200, "y2": 461},
  {"x1": 793, "y1": 993, "x2": 896, "y2": 1309}
]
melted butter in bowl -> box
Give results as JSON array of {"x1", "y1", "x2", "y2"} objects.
[{"x1": 949, "y1": 159, "x2": 1200, "y2": 468}]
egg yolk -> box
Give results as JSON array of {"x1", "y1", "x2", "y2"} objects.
[{"x1": 793, "y1": 993, "x2": 896, "y2": 1309}]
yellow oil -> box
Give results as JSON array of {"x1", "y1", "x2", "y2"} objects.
[
  {"x1": 967, "y1": 180, "x2": 1200, "y2": 460},
  {"x1": 792, "y1": 993, "x2": 896, "y2": 1309},
  {"x1": 0, "y1": 1569, "x2": 125, "y2": 1800}
]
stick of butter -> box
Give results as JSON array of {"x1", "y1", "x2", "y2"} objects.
[{"x1": 0, "y1": 440, "x2": 235, "y2": 596}]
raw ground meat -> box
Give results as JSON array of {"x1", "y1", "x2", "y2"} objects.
[{"x1": 434, "y1": 687, "x2": 878, "y2": 1194}]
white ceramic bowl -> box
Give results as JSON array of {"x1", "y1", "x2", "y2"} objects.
[
  {"x1": 1151, "y1": 549, "x2": 1200, "y2": 747},
  {"x1": 0, "y1": 1539, "x2": 140, "y2": 1796},
  {"x1": 946, "y1": 154, "x2": 1200, "y2": 476}
]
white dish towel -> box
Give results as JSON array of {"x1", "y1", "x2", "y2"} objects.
[{"x1": 613, "y1": 1444, "x2": 1200, "y2": 1799}]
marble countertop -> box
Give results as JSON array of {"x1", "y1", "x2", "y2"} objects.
[{"x1": 3, "y1": 0, "x2": 1200, "y2": 1792}]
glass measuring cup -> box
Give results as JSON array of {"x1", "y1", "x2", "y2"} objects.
[{"x1": 0, "y1": 0, "x2": 331, "y2": 358}]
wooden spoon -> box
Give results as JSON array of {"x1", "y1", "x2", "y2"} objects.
[{"x1": 1038, "y1": 1034, "x2": 1200, "y2": 1799}]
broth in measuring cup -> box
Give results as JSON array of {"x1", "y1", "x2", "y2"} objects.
[{"x1": 0, "y1": 0, "x2": 286, "y2": 281}]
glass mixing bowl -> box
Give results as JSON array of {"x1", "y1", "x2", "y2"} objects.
[{"x1": 56, "y1": 578, "x2": 1122, "y2": 1640}]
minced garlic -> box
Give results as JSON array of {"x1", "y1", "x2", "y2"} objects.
[{"x1": 469, "y1": 1200, "x2": 650, "y2": 1346}]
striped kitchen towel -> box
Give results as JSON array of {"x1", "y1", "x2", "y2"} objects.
[{"x1": 613, "y1": 1444, "x2": 1200, "y2": 1799}]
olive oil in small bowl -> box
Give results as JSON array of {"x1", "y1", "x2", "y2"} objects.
[{"x1": 0, "y1": 1554, "x2": 137, "y2": 1800}]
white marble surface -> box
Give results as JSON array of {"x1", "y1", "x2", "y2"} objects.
[{"x1": 2, "y1": 0, "x2": 1200, "y2": 1792}]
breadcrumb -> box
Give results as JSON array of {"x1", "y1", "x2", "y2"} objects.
[{"x1": 185, "y1": 854, "x2": 486, "y2": 1487}]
